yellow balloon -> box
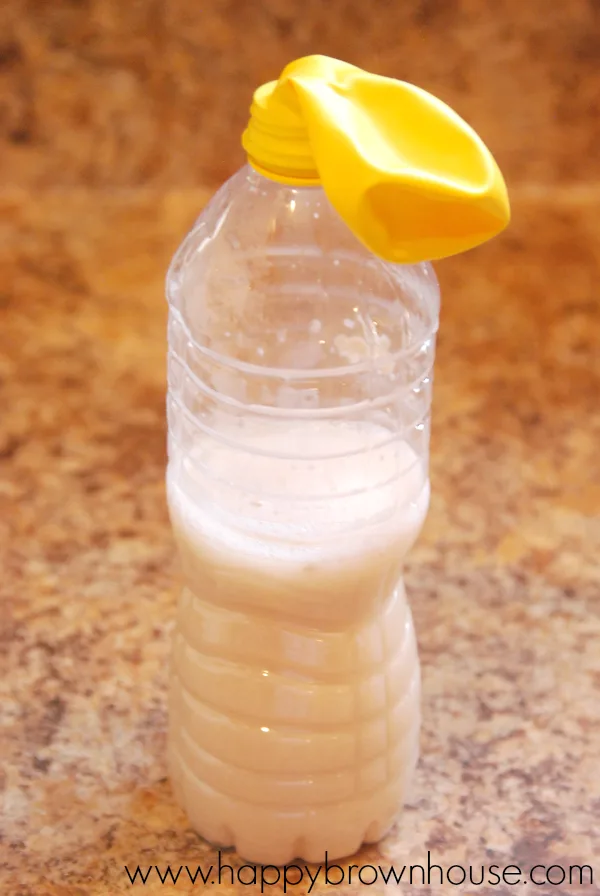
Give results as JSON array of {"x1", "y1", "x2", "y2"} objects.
[{"x1": 243, "y1": 55, "x2": 510, "y2": 264}]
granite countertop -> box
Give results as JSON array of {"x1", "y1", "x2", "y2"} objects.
[{"x1": 2, "y1": 185, "x2": 599, "y2": 895}]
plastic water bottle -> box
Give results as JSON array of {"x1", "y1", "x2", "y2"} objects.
[{"x1": 165, "y1": 56, "x2": 508, "y2": 864}]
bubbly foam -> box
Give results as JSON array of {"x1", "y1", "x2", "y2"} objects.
[{"x1": 169, "y1": 418, "x2": 428, "y2": 560}]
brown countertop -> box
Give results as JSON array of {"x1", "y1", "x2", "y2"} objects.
[{"x1": 2, "y1": 184, "x2": 599, "y2": 894}]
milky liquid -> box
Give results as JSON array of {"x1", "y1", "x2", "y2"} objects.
[{"x1": 167, "y1": 419, "x2": 428, "y2": 865}]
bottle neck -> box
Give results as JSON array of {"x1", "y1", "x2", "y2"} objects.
[{"x1": 241, "y1": 81, "x2": 320, "y2": 185}]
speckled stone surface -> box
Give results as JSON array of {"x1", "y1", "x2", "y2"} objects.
[
  {"x1": 2, "y1": 186, "x2": 599, "y2": 894},
  {"x1": 1, "y1": 0, "x2": 600, "y2": 188}
]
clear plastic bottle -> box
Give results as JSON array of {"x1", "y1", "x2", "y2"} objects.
[{"x1": 165, "y1": 164, "x2": 439, "y2": 864}]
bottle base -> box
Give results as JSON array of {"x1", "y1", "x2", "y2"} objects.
[{"x1": 169, "y1": 741, "x2": 418, "y2": 866}]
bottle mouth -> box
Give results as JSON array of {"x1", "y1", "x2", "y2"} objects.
[{"x1": 242, "y1": 81, "x2": 320, "y2": 185}]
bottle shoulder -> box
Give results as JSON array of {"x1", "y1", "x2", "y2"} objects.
[
  {"x1": 166, "y1": 166, "x2": 439, "y2": 370},
  {"x1": 168, "y1": 165, "x2": 439, "y2": 290}
]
